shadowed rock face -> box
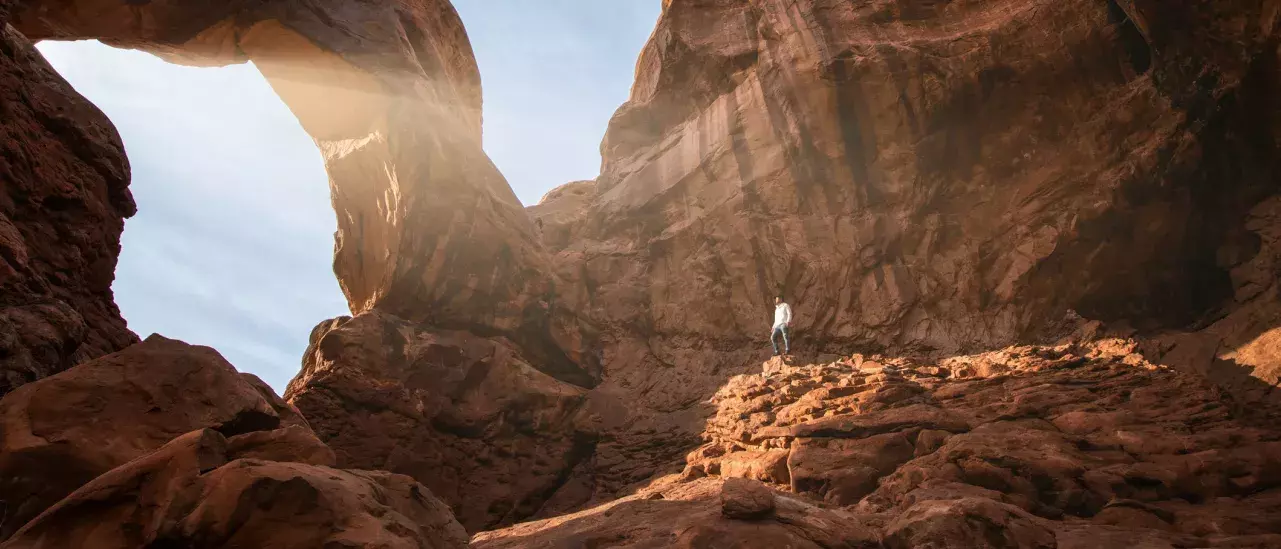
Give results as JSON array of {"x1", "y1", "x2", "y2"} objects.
[
  {"x1": 1, "y1": 429, "x2": 469, "y2": 549},
  {"x1": 552, "y1": 0, "x2": 1281, "y2": 360},
  {"x1": 284, "y1": 312, "x2": 596, "y2": 532},
  {"x1": 0, "y1": 334, "x2": 467, "y2": 548},
  {"x1": 0, "y1": 334, "x2": 325, "y2": 539},
  {"x1": 0, "y1": 23, "x2": 136, "y2": 397}
]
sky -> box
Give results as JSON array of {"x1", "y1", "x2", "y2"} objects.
[{"x1": 36, "y1": 2, "x2": 661, "y2": 392}]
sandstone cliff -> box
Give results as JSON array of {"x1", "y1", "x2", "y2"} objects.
[{"x1": 517, "y1": 0, "x2": 1281, "y2": 522}]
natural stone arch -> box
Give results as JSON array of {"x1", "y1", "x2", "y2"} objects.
[{"x1": 11, "y1": 0, "x2": 593, "y2": 384}]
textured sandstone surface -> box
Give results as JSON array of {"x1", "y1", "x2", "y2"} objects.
[
  {"x1": 472, "y1": 476, "x2": 880, "y2": 548},
  {"x1": 284, "y1": 312, "x2": 596, "y2": 531},
  {"x1": 0, "y1": 429, "x2": 469, "y2": 549},
  {"x1": 0, "y1": 23, "x2": 136, "y2": 398},
  {"x1": 0, "y1": 335, "x2": 319, "y2": 539},
  {"x1": 0, "y1": 334, "x2": 467, "y2": 548},
  {"x1": 518, "y1": 0, "x2": 1281, "y2": 514},
  {"x1": 477, "y1": 341, "x2": 1281, "y2": 547}
]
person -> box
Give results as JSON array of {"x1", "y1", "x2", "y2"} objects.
[{"x1": 770, "y1": 295, "x2": 792, "y2": 356}]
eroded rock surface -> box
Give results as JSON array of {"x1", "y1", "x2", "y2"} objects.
[
  {"x1": 1, "y1": 429, "x2": 468, "y2": 549},
  {"x1": 478, "y1": 342, "x2": 1281, "y2": 547},
  {"x1": 0, "y1": 335, "x2": 319, "y2": 539},
  {"x1": 671, "y1": 342, "x2": 1281, "y2": 547},
  {"x1": 472, "y1": 476, "x2": 880, "y2": 549},
  {"x1": 0, "y1": 333, "x2": 467, "y2": 548},
  {"x1": 285, "y1": 312, "x2": 596, "y2": 531},
  {"x1": 0, "y1": 23, "x2": 136, "y2": 397}
]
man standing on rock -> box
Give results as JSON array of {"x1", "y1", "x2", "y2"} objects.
[{"x1": 771, "y1": 295, "x2": 792, "y2": 356}]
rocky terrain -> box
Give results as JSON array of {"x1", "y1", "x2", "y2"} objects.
[
  {"x1": 0, "y1": 0, "x2": 1279, "y2": 546},
  {"x1": 476, "y1": 341, "x2": 1281, "y2": 547},
  {"x1": 519, "y1": 0, "x2": 1281, "y2": 524}
]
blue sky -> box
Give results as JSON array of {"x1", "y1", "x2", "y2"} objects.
[{"x1": 36, "y1": 2, "x2": 660, "y2": 392}]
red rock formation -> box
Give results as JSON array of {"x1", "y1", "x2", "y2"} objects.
[
  {"x1": 0, "y1": 335, "x2": 323, "y2": 539},
  {"x1": 5, "y1": 0, "x2": 1281, "y2": 540},
  {"x1": 471, "y1": 476, "x2": 880, "y2": 548},
  {"x1": 1, "y1": 429, "x2": 468, "y2": 549},
  {"x1": 0, "y1": 333, "x2": 468, "y2": 547},
  {"x1": 552, "y1": 0, "x2": 1281, "y2": 367},
  {"x1": 284, "y1": 312, "x2": 597, "y2": 531},
  {"x1": 0, "y1": 23, "x2": 136, "y2": 397},
  {"x1": 519, "y1": 0, "x2": 1281, "y2": 514},
  {"x1": 7, "y1": 0, "x2": 595, "y2": 385},
  {"x1": 477, "y1": 342, "x2": 1281, "y2": 547},
  {"x1": 527, "y1": 180, "x2": 595, "y2": 251}
]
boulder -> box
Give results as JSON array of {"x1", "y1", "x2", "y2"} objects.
[
  {"x1": 720, "y1": 478, "x2": 776, "y2": 520},
  {"x1": 0, "y1": 335, "x2": 326, "y2": 539},
  {"x1": 0, "y1": 429, "x2": 469, "y2": 549},
  {"x1": 285, "y1": 312, "x2": 592, "y2": 531}
]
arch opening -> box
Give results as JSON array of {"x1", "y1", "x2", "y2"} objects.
[
  {"x1": 36, "y1": 40, "x2": 347, "y2": 391},
  {"x1": 9, "y1": 0, "x2": 596, "y2": 387}
]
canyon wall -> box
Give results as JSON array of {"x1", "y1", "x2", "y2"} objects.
[
  {"x1": 543, "y1": 0, "x2": 1280, "y2": 376},
  {"x1": 520, "y1": 0, "x2": 1281, "y2": 525}
]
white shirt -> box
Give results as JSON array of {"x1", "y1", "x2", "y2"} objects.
[{"x1": 773, "y1": 303, "x2": 792, "y2": 329}]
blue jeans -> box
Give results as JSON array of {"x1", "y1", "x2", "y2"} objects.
[{"x1": 771, "y1": 325, "x2": 790, "y2": 355}]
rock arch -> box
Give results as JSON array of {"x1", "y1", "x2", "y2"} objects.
[{"x1": 8, "y1": 0, "x2": 592, "y2": 384}]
